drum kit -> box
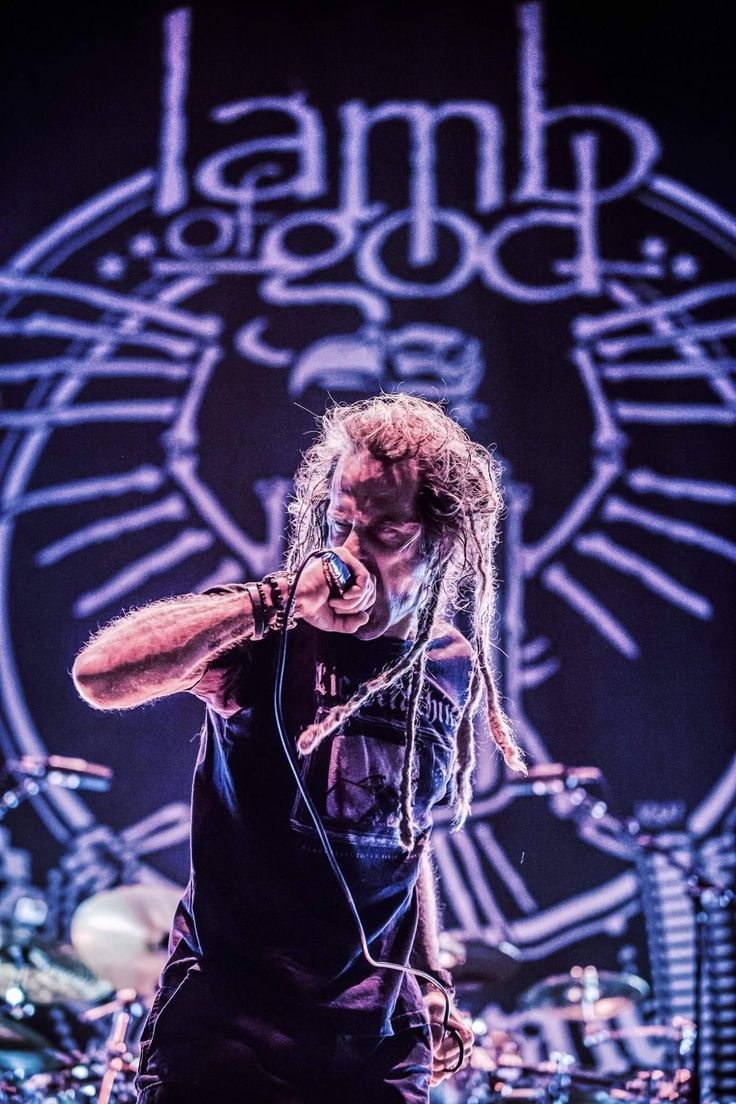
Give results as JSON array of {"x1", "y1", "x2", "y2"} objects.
[
  {"x1": 0, "y1": 756, "x2": 180, "y2": 1102},
  {"x1": 0, "y1": 755, "x2": 706, "y2": 1103},
  {"x1": 0, "y1": 874, "x2": 184, "y2": 1103},
  {"x1": 434, "y1": 961, "x2": 695, "y2": 1104}
]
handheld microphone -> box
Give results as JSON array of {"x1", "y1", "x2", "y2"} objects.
[{"x1": 321, "y1": 550, "x2": 357, "y2": 596}]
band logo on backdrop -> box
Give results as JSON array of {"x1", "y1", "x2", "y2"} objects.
[{"x1": 0, "y1": 0, "x2": 735, "y2": 1059}]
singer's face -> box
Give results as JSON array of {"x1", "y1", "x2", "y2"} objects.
[{"x1": 326, "y1": 450, "x2": 430, "y2": 640}]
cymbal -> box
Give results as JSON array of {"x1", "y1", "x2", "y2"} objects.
[
  {"x1": 439, "y1": 931, "x2": 521, "y2": 981},
  {"x1": 0, "y1": 1015, "x2": 68, "y2": 1076},
  {"x1": 71, "y1": 883, "x2": 182, "y2": 996},
  {"x1": 0, "y1": 942, "x2": 113, "y2": 1006},
  {"x1": 519, "y1": 966, "x2": 649, "y2": 1021}
]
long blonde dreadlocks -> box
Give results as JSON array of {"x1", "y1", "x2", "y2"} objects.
[{"x1": 285, "y1": 394, "x2": 526, "y2": 848}]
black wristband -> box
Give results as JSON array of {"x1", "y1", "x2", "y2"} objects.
[
  {"x1": 255, "y1": 580, "x2": 272, "y2": 627},
  {"x1": 244, "y1": 583, "x2": 266, "y2": 640}
]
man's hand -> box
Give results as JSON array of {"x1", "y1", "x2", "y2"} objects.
[
  {"x1": 424, "y1": 989, "x2": 475, "y2": 1087},
  {"x1": 294, "y1": 546, "x2": 376, "y2": 634}
]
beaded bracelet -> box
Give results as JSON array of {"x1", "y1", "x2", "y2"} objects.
[{"x1": 262, "y1": 571, "x2": 297, "y2": 631}]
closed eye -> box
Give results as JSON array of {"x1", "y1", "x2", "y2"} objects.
[
  {"x1": 376, "y1": 524, "x2": 422, "y2": 548},
  {"x1": 327, "y1": 515, "x2": 352, "y2": 535}
]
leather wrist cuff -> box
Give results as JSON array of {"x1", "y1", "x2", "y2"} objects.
[{"x1": 244, "y1": 583, "x2": 267, "y2": 640}]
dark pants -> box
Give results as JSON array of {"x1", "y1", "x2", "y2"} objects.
[{"x1": 136, "y1": 1022, "x2": 432, "y2": 1103}]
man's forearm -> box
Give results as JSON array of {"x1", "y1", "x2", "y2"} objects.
[
  {"x1": 72, "y1": 544, "x2": 374, "y2": 712},
  {"x1": 72, "y1": 588, "x2": 258, "y2": 710}
]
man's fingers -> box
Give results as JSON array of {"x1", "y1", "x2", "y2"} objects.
[
  {"x1": 328, "y1": 571, "x2": 376, "y2": 612},
  {"x1": 453, "y1": 1020, "x2": 474, "y2": 1049},
  {"x1": 428, "y1": 1020, "x2": 474, "y2": 1085},
  {"x1": 434, "y1": 1035, "x2": 468, "y2": 1065},
  {"x1": 328, "y1": 584, "x2": 375, "y2": 614},
  {"x1": 330, "y1": 610, "x2": 370, "y2": 633}
]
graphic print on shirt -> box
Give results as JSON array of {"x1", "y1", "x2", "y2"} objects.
[{"x1": 290, "y1": 660, "x2": 458, "y2": 847}]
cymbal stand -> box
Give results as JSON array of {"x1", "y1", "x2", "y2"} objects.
[
  {"x1": 0, "y1": 775, "x2": 46, "y2": 822},
  {"x1": 83, "y1": 988, "x2": 142, "y2": 1104},
  {"x1": 0, "y1": 755, "x2": 113, "y2": 821}
]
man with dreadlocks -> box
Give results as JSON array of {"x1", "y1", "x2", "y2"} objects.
[{"x1": 73, "y1": 394, "x2": 525, "y2": 1104}]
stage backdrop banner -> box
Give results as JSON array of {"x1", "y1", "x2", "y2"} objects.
[{"x1": 0, "y1": 0, "x2": 734, "y2": 1069}]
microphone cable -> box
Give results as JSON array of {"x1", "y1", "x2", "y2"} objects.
[{"x1": 272, "y1": 549, "x2": 453, "y2": 1041}]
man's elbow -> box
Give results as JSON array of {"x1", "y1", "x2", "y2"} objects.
[{"x1": 72, "y1": 654, "x2": 125, "y2": 711}]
